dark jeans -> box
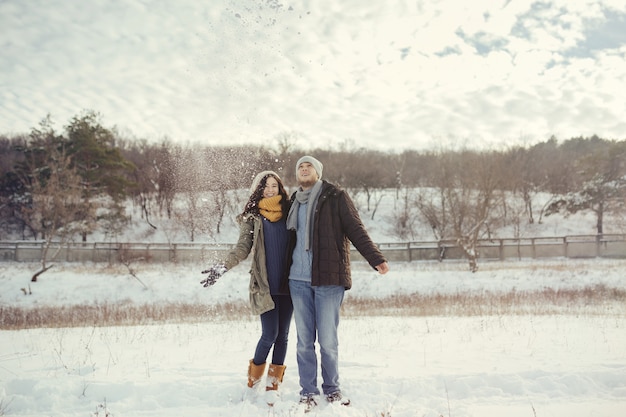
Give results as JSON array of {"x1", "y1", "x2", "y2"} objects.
[{"x1": 253, "y1": 294, "x2": 294, "y2": 365}]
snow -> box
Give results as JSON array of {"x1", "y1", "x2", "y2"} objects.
[
  {"x1": 1, "y1": 192, "x2": 626, "y2": 416},
  {"x1": 1, "y1": 258, "x2": 625, "y2": 417}
]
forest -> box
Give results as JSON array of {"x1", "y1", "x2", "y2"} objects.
[{"x1": 1, "y1": 111, "x2": 625, "y2": 272}]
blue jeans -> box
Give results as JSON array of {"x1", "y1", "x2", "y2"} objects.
[
  {"x1": 289, "y1": 279, "x2": 345, "y2": 396},
  {"x1": 253, "y1": 294, "x2": 293, "y2": 365}
]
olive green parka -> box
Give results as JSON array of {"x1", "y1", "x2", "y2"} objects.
[{"x1": 222, "y1": 213, "x2": 281, "y2": 315}]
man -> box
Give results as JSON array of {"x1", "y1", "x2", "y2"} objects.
[{"x1": 283, "y1": 155, "x2": 389, "y2": 411}]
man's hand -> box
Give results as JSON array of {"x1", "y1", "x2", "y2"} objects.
[
  {"x1": 200, "y1": 263, "x2": 228, "y2": 287},
  {"x1": 375, "y1": 262, "x2": 389, "y2": 275}
]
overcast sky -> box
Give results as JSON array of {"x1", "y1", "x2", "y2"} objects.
[{"x1": 1, "y1": 0, "x2": 625, "y2": 151}]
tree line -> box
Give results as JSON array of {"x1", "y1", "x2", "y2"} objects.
[{"x1": 1, "y1": 111, "x2": 625, "y2": 272}]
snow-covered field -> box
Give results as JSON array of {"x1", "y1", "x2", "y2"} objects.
[
  {"x1": 1, "y1": 258, "x2": 625, "y2": 417},
  {"x1": 1, "y1": 190, "x2": 626, "y2": 416}
]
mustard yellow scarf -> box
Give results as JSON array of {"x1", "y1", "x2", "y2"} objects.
[{"x1": 259, "y1": 195, "x2": 283, "y2": 222}]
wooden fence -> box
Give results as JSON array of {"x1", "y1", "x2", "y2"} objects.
[{"x1": 1, "y1": 234, "x2": 625, "y2": 264}]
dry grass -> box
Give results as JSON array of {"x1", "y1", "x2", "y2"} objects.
[
  {"x1": 2, "y1": 284, "x2": 624, "y2": 330},
  {"x1": 342, "y1": 284, "x2": 626, "y2": 317},
  {"x1": 0, "y1": 301, "x2": 251, "y2": 330}
]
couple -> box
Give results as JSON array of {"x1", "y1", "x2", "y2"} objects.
[{"x1": 201, "y1": 156, "x2": 389, "y2": 409}]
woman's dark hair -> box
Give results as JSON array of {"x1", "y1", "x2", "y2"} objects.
[{"x1": 242, "y1": 173, "x2": 289, "y2": 217}]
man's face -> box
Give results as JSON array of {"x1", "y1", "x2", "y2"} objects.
[{"x1": 297, "y1": 162, "x2": 319, "y2": 189}]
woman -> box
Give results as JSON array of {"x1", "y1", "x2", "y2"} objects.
[{"x1": 200, "y1": 171, "x2": 293, "y2": 399}]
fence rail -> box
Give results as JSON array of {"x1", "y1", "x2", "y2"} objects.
[{"x1": 1, "y1": 234, "x2": 625, "y2": 264}]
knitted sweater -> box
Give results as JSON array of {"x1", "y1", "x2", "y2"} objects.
[{"x1": 262, "y1": 216, "x2": 288, "y2": 294}]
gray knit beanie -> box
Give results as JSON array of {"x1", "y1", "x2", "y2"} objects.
[
  {"x1": 295, "y1": 156, "x2": 323, "y2": 180},
  {"x1": 249, "y1": 170, "x2": 281, "y2": 193}
]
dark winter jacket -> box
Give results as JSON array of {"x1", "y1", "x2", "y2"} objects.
[{"x1": 282, "y1": 180, "x2": 386, "y2": 290}]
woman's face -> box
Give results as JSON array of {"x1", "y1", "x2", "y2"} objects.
[{"x1": 263, "y1": 176, "x2": 280, "y2": 198}]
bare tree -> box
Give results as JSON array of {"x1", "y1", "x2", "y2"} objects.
[
  {"x1": 415, "y1": 149, "x2": 504, "y2": 272},
  {"x1": 171, "y1": 144, "x2": 210, "y2": 242},
  {"x1": 20, "y1": 139, "x2": 86, "y2": 281},
  {"x1": 390, "y1": 186, "x2": 420, "y2": 240},
  {"x1": 325, "y1": 147, "x2": 389, "y2": 219},
  {"x1": 121, "y1": 138, "x2": 163, "y2": 230},
  {"x1": 545, "y1": 141, "x2": 626, "y2": 235}
]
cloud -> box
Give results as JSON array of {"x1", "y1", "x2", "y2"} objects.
[{"x1": 1, "y1": 0, "x2": 625, "y2": 151}]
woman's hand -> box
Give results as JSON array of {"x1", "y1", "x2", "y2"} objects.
[{"x1": 200, "y1": 263, "x2": 228, "y2": 287}]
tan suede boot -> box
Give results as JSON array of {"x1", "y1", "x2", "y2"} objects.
[
  {"x1": 247, "y1": 360, "x2": 266, "y2": 388},
  {"x1": 265, "y1": 363, "x2": 286, "y2": 391}
]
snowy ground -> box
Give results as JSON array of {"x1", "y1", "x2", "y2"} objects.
[
  {"x1": 2, "y1": 189, "x2": 626, "y2": 416},
  {"x1": 1, "y1": 258, "x2": 625, "y2": 417}
]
